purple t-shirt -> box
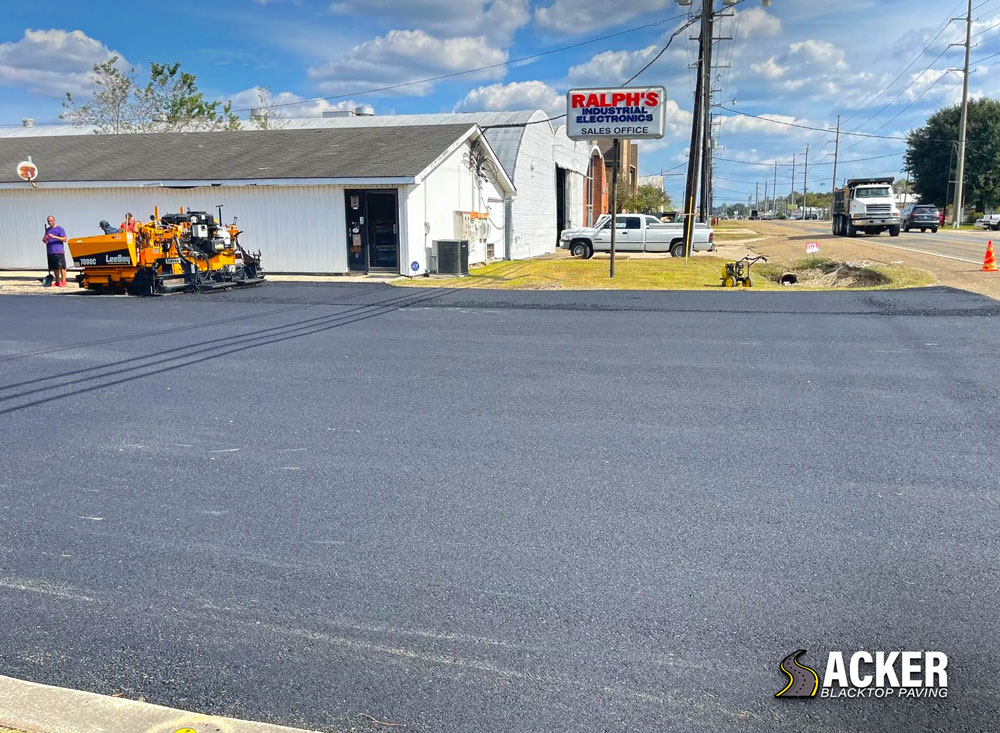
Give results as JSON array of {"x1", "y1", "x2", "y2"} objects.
[{"x1": 45, "y1": 226, "x2": 66, "y2": 254}]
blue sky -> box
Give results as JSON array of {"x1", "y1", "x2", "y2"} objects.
[{"x1": 1, "y1": 0, "x2": 998, "y2": 204}]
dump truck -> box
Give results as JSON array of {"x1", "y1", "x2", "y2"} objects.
[
  {"x1": 68, "y1": 208, "x2": 264, "y2": 295},
  {"x1": 832, "y1": 177, "x2": 900, "y2": 237}
]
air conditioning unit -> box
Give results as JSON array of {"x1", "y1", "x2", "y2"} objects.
[{"x1": 434, "y1": 240, "x2": 469, "y2": 276}]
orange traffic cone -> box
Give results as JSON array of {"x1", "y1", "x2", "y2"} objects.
[{"x1": 984, "y1": 241, "x2": 998, "y2": 272}]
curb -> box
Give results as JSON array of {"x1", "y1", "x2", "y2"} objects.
[{"x1": 0, "y1": 675, "x2": 323, "y2": 733}]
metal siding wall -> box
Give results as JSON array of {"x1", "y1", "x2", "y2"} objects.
[
  {"x1": 415, "y1": 142, "x2": 505, "y2": 269},
  {"x1": 512, "y1": 125, "x2": 557, "y2": 259},
  {"x1": 0, "y1": 185, "x2": 349, "y2": 273}
]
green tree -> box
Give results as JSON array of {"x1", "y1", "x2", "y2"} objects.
[
  {"x1": 140, "y1": 62, "x2": 239, "y2": 131},
  {"x1": 61, "y1": 57, "x2": 146, "y2": 133},
  {"x1": 63, "y1": 58, "x2": 240, "y2": 133},
  {"x1": 905, "y1": 98, "x2": 1000, "y2": 211},
  {"x1": 621, "y1": 183, "x2": 672, "y2": 213}
]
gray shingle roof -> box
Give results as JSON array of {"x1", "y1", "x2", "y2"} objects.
[{"x1": 0, "y1": 124, "x2": 476, "y2": 183}]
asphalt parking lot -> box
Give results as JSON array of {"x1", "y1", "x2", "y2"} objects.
[{"x1": 1, "y1": 283, "x2": 999, "y2": 732}]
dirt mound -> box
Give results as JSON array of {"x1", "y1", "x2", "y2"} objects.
[{"x1": 769, "y1": 259, "x2": 891, "y2": 288}]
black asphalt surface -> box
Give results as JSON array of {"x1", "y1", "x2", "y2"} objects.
[{"x1": 2, "y1": 283, "x2": 1000, "y2": 731}]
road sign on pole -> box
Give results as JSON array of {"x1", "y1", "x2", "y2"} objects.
[
  {"x1": 565, "y1": 87, "x2": 667, "y2": 141},
  {"x1": 566, "y1": 86, "x2": 667, "y2": 278}
]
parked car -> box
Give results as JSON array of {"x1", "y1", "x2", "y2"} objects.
[
  {"x1": 901, "y1": 204, "x2": 940, "y2": 233},
  {"x1": 978, "y1": 213, "x2": 1000, "y2": 231},
  {"x1": 559, "y1": 214, "x2": 714, "y2": 259}
]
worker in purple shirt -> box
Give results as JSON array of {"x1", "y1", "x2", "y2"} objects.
[{"x1": 43, "y1": 214, "x2": 68, "y2": 287}]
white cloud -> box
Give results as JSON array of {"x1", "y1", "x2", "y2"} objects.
[
  {"x1": 568, "y1": 46, "x2": 661, "y2": 87},
  {"x1": 787, "y1": 40, "x2": 847, "y2": 72},
  {"x1": 751, "y1": 57, "x2": 787, "y2": 80},
  {"x1": 455, "y1": 80, "x2": 563, "y2": 116},
  {"x1": 307, "y1": 30, "x2": 507, "y2": 96},
  {"x1": 329, "y1": 0, "x2": 529, "y2": 43},
  {"x1": 718, "y1": 112, "x2": 806, "y2": 137},
  {"x1": 0, "y1": 29, "x2": 123, "y2": 97},
  {"x1": 226, "y1": 86, "x2": 361, "y2": 117},
  {"x1": 736, "y1": 7, "x2": 782, "y2": 38},
  {"x1": 660, "y1": 99, "x2": 693, "y2": 139},
  {"x1": 535, "y1": 0, "x2": 667, "y2": 34}
]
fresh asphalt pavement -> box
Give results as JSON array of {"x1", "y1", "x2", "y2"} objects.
[{"x1": 1, "y1": 283, "x2": 999, "y2": 732}]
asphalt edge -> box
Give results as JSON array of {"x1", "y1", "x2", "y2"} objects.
[{"x1": 0, "y1": 675, "x2": 323, "y2": 733}]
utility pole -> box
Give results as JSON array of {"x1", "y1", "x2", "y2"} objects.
[
  {"x1": 953, "y1": 0, "x2": 972, "y2": 228},
  {"x1": 681, "y1": 0, "x2": 710, "y2": 258},
  {"x1": 790, "y1": 154, "x2": 796, "y2": 214},
  {"x1": 773, "y1": 160, "x2": 778, "y2": 217},
  {"x1": 609, "y1": 138, "x2": 619, "y2": 278},
  {"x1": 699, "y1": 4, "x2": 714, "y2": 223},
  {"x1": 763, "y1": 180, "x2": 768, "y2": 215},
  {"x1": 755, "y1": 181, "x2": 759, "y2": 213},
  {"x1": 830, "y1": 115, "x2": 840, "y2": 221},
  {"x1": 803, "y1": 143, "x2": 809, "y2": 218}
]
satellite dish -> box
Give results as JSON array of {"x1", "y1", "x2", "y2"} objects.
[{"x1": 16, "y1": 159, "x2": 38, "y2": 182}]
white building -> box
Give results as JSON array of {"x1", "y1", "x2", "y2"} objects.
[
  {"x1": 0, "y1": 111, "x2": 602, "y2": 268},
  {"x1": 0, "y1": 124, "x2": 514, "y2": 275}
]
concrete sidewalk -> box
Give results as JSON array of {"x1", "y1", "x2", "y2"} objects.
[{"x1": 0, "y1": 675, "x2": 325, "y2": 733}]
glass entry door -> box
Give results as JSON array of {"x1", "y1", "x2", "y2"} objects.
[{"x1": 345, "y1": 190, "x2": 399, "y2": 273}]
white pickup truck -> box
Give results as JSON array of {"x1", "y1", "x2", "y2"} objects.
[
  {"x1": 977, "y1": 214, "x2": 1000, "y2": 231},
  {"x1": 559, "y1": 214, "x2": 715, "y2": 259}
]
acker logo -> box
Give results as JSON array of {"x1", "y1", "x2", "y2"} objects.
[{"x1": 775, "y1": 650, "x2": 948, "y2": 700}]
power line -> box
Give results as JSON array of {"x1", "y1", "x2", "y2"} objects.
[
  {"x1": 480, "y1": 15, "x2": 698, "y2": 130},
  {"x1": 0, "y1": 12, "x2": 692, "y2": 126},
  {"x1": 715, "y1": 151, "x2": 905, "y2": 168},
  {"x1": 245, "y1": 12, "x2": 692, "y2": 114}
]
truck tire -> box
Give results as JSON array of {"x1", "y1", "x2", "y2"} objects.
[
  {"x1": 931, "y1": 227, "x2": 938, "y2": 233},
  {"x1": 570, "y1": 240, "x2": 590, "y2": 258},
  {"x1": 670, "y1": 241, "x2": 686, "y2": 258},
  {"x1": 847, "y1": 220, "x2": 858, "y2": 237},
  {"x1": 833, "y1": 216, "x2": 841, "y2": 236},
  {"x1": 889, "y1": 225, "x2": 900, "y2": 237},
  {"x1": 991, "y1": 224, "x2": 999, "y2": 231}
]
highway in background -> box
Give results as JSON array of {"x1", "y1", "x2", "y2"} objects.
[{"x1": 793, "y1": 220, "x2": 995, "y2": 264}]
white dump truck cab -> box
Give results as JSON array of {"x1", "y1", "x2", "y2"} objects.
[{"x1": 832, "y1": 177, "x2": 901, "y2": 237}]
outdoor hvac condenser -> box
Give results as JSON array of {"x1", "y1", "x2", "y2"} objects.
[{"x1": 434, "y1": 240, "x2": 469, "y2": 276}]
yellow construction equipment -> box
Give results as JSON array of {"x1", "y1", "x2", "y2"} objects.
[{"x1": 68, "y1": 207, "x2": 264, "y2": 295}]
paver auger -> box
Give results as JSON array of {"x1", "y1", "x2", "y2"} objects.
[{"x1": 68, "y1": 207, "x2": 264, "y2": 295}]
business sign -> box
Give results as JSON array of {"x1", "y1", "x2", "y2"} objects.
[
  {"x1": 565, "y1": 86, "x2": 667, "y2": 141},
  {"x1": 805, "y1": 241, "x2": 820, "y2": 254}
]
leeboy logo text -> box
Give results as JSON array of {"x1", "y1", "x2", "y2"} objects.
[{"x1": 775, "y1": 650, "x2": 948, "y2": 699}]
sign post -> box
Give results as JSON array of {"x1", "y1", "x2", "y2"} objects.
[{"x1": 566, "y1": 86, "x2": 667, "y2": 279}]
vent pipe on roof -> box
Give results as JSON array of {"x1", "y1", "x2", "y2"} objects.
[
  {"x1": 354, "y1": 105, "x2": 375, "y2": 117},
  {"x1": 250, "y1": 108, "x2": 269, "y2": 120},
  {"x1": 22, "y1": 118, "x2": 34, "y2": 128}
]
